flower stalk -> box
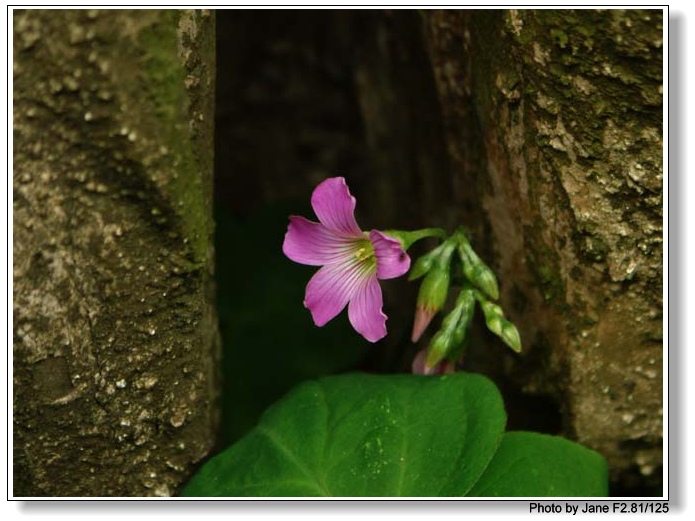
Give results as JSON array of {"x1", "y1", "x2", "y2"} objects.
[{"x1": 382, "y1": 228, "x2": 447, "y2": 251}]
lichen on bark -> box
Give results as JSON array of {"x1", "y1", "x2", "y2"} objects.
[
  {"x1": 13, "y1": 9, "x2": 218, "y2": 496},
  {"x1": 422, "y1": 9, "x2": 662, "y2": 492}
]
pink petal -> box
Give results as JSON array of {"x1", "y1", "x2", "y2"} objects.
[
  {"x1": 370, "y1": 230, "x2": 411, "y2": 280},
  {"x1": 311, "y1": 177, "x2": 363, "y2": 236},
  {"x1": 411, "y1": 305, "x2": 436, "y2": 342},
  {"x1": 283, "y1": 216, "x2": 353, "y2": 266},
  {"x1": 304, "y1": 261, "x2": 363, "y2": 327},
  {"x1": 348, "y1": 275, "x2": 387, "y2": 343}
]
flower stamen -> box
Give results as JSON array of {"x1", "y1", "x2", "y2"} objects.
[{"x1": 354, "y1": 246, "x2": 372, "y2": 262}]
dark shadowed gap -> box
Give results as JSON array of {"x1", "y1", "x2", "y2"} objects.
[{"x1": 214, "y1": 10, "x2": 369, "y2": 216}]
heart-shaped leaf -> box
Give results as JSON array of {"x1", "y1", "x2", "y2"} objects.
[
  {"x1": 182, "y1": 372, "x2": 608, "y2": 497},
  {"x1": 182, "y1": 372, "x2": 507, "y2": 496}
]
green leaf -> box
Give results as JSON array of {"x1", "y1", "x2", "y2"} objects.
[
  {"x1": 467, "y1": 431, "x2": 609, "y2": 497},
  {"x1": 182, "y1": 372, "x2": 507, "y2": 497}
]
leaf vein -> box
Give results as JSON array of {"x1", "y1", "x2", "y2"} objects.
[{"x1": 257, "y1": 425, "x2": 333, "y2": 497}]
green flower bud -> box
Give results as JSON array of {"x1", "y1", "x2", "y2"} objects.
[
  {"x1": 479, "y1": 300, "x2": 522, "y2": 352},
  {"x1": 425, "y1": 328, "x2": 454, "y2": 369},
  {"x1": 457, "y1": 240, "x2": 500, "y2": 300},
  {"x1": 408, "y1": 251, "x2": 437, "y2": 281},
  {"x1": 479, "y1": 300, "x2": 502, "y2": 327},
  {"x1": 418, "y1": 267, "x2": 450, "y2": 315},
  {"x1": 411, "y1": 240, "x2": 457, "y2": 341},
  {"x1": 411, "y1": 266, "x2": 450, "y2": 341},
  {"x1": 499, "y1": 321, "x2": 522, "y2": 353},
  {"x1": 408, "y1": 238, "x2": 456, "y2": 281},
  {"x1": 449, "y1": 289, "x2": 476, "y2": 348},
  {"x1": 422, "y1": 289, "x2": 476, "y2": 367}
]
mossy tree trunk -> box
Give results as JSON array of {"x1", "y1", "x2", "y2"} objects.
[
  {"x1": 13, "y1": 9, "x2": 218, "y2": 496},
  {"x1": 420, "y1": 9, "x2": 663, "y2": 491}
]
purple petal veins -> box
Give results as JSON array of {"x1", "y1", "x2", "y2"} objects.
[
  {"x1": 310, "y1": 177, "x2": 362, "y2": 236},
  {"x1": 304, "y1": 258, "x2": 371, "y2": 327},
  {"x1": 282, "y1": 177, "x2": 410, "y2": 342},
  {"x1": 283, "y1": 216, "x2": 356, "y2": 266},
  {"x1": 348, "y1": 276, "x2": 387, "y2": 342}
]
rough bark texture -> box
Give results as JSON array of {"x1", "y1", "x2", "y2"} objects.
[
  {"x1": 421, "y1": 9, "x2": 663, "y2": 492},
  {"x1": 13, "y1": 9, "x2": 218, "y2": 496}
]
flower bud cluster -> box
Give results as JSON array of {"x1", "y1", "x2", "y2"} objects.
[{"x1": 410, "y1": 227, "x2": 522, "y2": 374}]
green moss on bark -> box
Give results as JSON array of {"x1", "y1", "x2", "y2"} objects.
[{"x1": 138, "y1": 10, "x2": 209, "y2": 265}]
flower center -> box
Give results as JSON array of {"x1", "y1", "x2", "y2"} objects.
[
  {"x1": 354, "y1": 246, "x2": 371, "y2": 262},
  {"x1": 353, "y1": 239, "x2": 376, "y2": 269}
]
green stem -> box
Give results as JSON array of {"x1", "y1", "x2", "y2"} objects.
[{"x1": 382, "y1": 228, "x2": 447, "y2": 251}]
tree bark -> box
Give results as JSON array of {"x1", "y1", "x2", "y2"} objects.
[
  {"x1": 420, "y1": 9, "x2": 663, "y2": 491},
  {"x1": 13, "y1": 9, "x2": 218, "y2": 496}
]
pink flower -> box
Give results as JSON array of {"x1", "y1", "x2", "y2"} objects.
[{"x1": 282, "y1": 177, "x2": 411, "y2": 342}]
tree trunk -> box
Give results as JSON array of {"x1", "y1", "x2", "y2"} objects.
[{"x1": 13, "y1": 9, "x2": 218, "y2": 496}]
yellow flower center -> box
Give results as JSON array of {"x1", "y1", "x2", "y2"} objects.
[
  {"x1": 354, "y1": 247, "x2": 371, "y2": 262},
  {"x1": 353, "y1": 238, "x2": 376, "y2": 270}
]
